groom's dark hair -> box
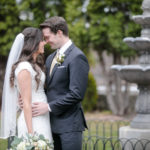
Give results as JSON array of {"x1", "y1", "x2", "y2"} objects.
[{"x1": 40, "y1": 16, "x2": 69, "y2": 36}]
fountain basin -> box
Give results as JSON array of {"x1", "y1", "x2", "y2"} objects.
[
  {"x1": 111, "y1": 65, "x2": 150, "y2": 84},
  {"x1": 132, "y1": 15, "x2": 150, "y2": 25},
  {"x1": 123, "y1": 37, "x2": 150, "y2": 50}
]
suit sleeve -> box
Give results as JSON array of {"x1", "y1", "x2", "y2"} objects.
[{"x1": 49, "y1": 54, "x2": 89, "y2": 115}]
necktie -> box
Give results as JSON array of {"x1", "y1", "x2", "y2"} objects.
[{"x1": 49, "y1": 51, "x2": 59, "y2": 76}]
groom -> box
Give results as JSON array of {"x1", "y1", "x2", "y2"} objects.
[{"x1": 32, "y1": 16, "x2": 89, "y2": 150}]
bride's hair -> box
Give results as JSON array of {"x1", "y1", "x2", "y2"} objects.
[{"x1": 10, "y1": 27, "x2": 45, "y2": 90}]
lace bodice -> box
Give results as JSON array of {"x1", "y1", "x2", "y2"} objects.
[{"x1": 15, "y1": 61, "x2": 47, "y2": 103}]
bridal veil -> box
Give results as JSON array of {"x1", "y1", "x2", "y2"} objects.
[{"x1": 0, "y1": 33, "x2": 24, "y2": 138}]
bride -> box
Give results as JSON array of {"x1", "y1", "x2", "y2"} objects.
[{"x1": 0, "y1": 27, "x2": 53, "y2": 143}]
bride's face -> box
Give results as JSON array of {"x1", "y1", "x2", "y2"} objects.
[{"x1": 37, "y1": 40, "x2": 46, "y2": 54}]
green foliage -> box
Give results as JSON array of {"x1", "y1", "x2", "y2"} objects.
[
  {"x1": 0, "y1": 0, "x2": 63, "y2": 56},
  {"x1": 0, "y1": 0, "x2": 20, "y2": 56},
  {"x1": 63, "y1": 0, "x2": 90, "y2": 55},
  {"x1": 87, "y1": 0, "x2": 143, "y2": 58},
  {"x1": 82, "y1": 73, "x2": 98, "y2": 112},
  {"x1": 0, "y1": 0, "x2": 143, "y2": 58},
  {"x1": 18, "y1": 0, "x2": 52, "y2": 28}
]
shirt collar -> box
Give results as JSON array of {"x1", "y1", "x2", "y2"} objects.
[{"x1": 58, "y1": 39, "x2": 72, "y2": 54}]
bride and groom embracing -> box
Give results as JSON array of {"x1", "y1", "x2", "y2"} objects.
[{"x1": 0, "y1": 16, "x2": 89, "y2": 150}]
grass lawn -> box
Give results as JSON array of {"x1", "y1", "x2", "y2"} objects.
[
  {"x1": 0, "y1": 138, "x2": 7, "y2": 150},
  {"x1": 0, "y1": 111, "x2": 130, "y2": 150},
  {"x1": 82, "y1": 120, "x2": 129, "y2": 150}
]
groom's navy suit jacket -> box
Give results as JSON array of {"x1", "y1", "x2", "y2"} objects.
[{"x1": 45, "y1": 43, "x2": 89, "y2": 134}]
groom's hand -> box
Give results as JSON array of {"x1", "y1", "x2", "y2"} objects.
[{"x1": 32, "y1": 102, "x2": 49, "y2": 117}]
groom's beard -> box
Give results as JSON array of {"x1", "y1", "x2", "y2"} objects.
[
  {"x1": 49, "y1": 40, "x2": 63, "y2": 50},
  {"x1": 48, "y1": 41, "x2": 60, "y2": 50},
  {"x1": 50, "y1": 45, "x2": 60, "y2": 50}
]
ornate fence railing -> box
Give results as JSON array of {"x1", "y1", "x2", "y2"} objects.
[
  {"x1": 82, "y1": 120, "x2": 150, "y2": 150},
  {"x1": 5, "y1": 119, "x2": 150, "y2": 150},
  {"x1": 84, "y1": 120, "x2": 129, "y2": 138}
]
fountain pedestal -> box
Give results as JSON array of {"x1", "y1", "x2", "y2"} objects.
[
  {"x1": 118, "y1": 84, "x2": 150, "y2": 149},
  {"x1": 111, "y1": 0, "x2": 150, "y2": 149},
  {"x1": 120, "y1": 126, "x2": 150, "y2": 150},
  {"x1": 119, "y1": 85, "x2": 150, "y2": 149},
  {"x1": 131, "y1": 85, "x2": 150, "y2": 129}
]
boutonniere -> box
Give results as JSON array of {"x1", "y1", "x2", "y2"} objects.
[{"x1": 56, "y1": 53, "x2": 65, "y2": 65}]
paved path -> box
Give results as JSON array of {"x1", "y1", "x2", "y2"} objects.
[{"x1": 85, "y1": 111, "x2": 135, "y2": 121}]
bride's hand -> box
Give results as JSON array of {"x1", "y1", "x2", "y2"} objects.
[
  {"x1": 28, "y1": 131, "x2": 35, "y2": 137},
  {"x1": 32, "y1": 102, "x2": 49, "y2": 117}
]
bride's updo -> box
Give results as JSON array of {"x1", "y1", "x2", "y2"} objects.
[{"x1": 10, "y1": 27, "x2": 45, "y2": 90}]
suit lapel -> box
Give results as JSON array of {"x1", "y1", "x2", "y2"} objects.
[
  {"x1": 47, "y1": 43, "x2": 75, "y2": 86},
  {"x1": 48, "y1": 63, "x2": 58, "y2": 84},
  {"x1": 64, "y1": 43, "x2": 74, "y2": 58}
]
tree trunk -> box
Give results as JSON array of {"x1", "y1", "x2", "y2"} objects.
[
  {"x1": 106, "y1": 72, "x2": 118, "y2": 115},
  {"x1": 0, "y1": 56, "x2": 7, "y2": 110},
  {"x1": 98, "y1": 51, "x2": 118, "y2": 114},
  {"x1": 98, "y1": 51, "x2": 131, "y2": 115}
]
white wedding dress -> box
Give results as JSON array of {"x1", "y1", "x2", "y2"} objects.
[{"x1": 14, "y1": 61, "x2": 53, "y2": 143}]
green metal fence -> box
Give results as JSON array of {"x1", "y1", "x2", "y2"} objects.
[
  {"x1": 82, "y1": 120, "x2": 150, "y2": 150},
  {"x1": 5, "y1": 119, "x2": 150, "y2": 150}
]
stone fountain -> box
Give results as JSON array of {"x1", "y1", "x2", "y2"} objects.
[{"x1": 111, "y1": 0, "x2": 150, "y2": 149}]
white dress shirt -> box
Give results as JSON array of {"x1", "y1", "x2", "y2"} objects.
[{"x1": 58, "y1": 39, "x2": 72, "y2": 54}]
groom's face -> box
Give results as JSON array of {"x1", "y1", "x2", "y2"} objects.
[{"x1": 42, "y1": 27, "x2": 61, "y2": 50}]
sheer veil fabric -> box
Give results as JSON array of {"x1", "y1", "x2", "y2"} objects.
[{"x1": 0, "y1": 33, "x2": 24, "y2": 138}]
